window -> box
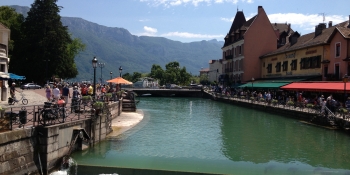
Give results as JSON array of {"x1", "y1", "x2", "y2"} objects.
[
  {"x1": 300, "y1": 58, "x2": 306, "y2": 69},
  {"x1": 324, "y1": 66, "x2": 328, "y2": 77},
  {"x1": 267, "y1": 64, "x2": 272, "y2": 73},
  {"x1": 275, "y1": 62, "x2": 281, "y2": 72},
  {"x1": 282, "y1": 61, "x2": 288, "y2": 71},
  {"x1": 311, "y1": 56, "x2": 321, "y2": 68},
  {"x1": 336, "y1": 43, "x2": 340, "y2": 57},
  {"x1": 291, "y1": 59, "x2": 297, "y2": 70},
  {"x1": 238, "y1": 45, "x2": 242, "y2": 55}
]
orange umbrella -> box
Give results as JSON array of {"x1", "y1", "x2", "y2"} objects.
[{"x1": 107, "y1": 77, "x2": 132, "y2": 84}]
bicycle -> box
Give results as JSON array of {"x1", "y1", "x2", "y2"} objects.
[
  {"x1": 39, "y1": 102, "x2": 67, "y2": 126},
  {"x1": 8, "y1": 91, "x2": 28, "y2": 105}
]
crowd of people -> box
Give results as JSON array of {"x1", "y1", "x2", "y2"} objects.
[
  {"x1": 44, "y1": 82, "x2": 121, "y2": 106},
  {"x1": 212, "y1": 85, "x2": 349, "y2": 115}
]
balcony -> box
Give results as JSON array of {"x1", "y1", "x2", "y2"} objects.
[{"x1": 225, "y1": 55, "x2": 233, "y2": 60}]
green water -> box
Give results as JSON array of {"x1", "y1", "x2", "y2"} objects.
[{"x1": 71, "y1": 97, "x2": 350, "y2": 175}]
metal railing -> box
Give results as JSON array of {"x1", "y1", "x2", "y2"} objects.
[
  {"x1": 210, "y1": 91, "x2": 344, "y2": 121},
  {"x1": 0, "y1": 97, "x2": 118, "y2": 131}
]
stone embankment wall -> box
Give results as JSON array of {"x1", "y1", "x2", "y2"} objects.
[{"x1": 0, "y1": 101, "x2": 122, "y2": 175}]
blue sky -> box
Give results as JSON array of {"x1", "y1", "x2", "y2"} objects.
[{"x1": 1, "y1": 0, "x2": 349, "y2": 43}]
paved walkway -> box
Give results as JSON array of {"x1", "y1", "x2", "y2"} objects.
[{"x1": 0, "y1": 87, "x2": 144, "y2": 136}]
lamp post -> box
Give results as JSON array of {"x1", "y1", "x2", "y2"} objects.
[
  {"x1": 110, "y1": 71, "x2": 113, "y2": 80},
  {"x1": 343, "y1": 74, "x2": 348, "y2": 106},
  {"x1": 251, "y1": 77, "x2": 255, "y2": 91},
  {"x1": 119, "y1": 66, "x2": 123, "y2": 77},
  {"x1": 92, "y1": 57, "x2": 98, "y2": 99},
  {"x1": 98, "y1": 62, "x2": 105, "y2": 83}
]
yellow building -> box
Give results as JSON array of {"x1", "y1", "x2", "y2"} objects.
[{"x1": 260, "y1": 23, "x2": 337, "y2": 81}]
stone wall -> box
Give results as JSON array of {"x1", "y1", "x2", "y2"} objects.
[{"x1": 0, "y1": 101, "x2": 121, "y2": 175}]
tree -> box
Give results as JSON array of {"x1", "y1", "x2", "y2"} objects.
[
  {"x1": 131, "y1": 72, "x2": 142, "y2": 82},
  {"x1": 163, "y1": 61, "x2": 191, "y2": 86},
  {"x1": 149, "y1": 64, "x2": 164, "y2": 84},
  {"x1": 20, "y1": 0, "x2": 84, "y2": 83}
]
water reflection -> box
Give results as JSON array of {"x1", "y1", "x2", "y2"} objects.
[
  {"x1": 71, "y1": 97, "x2": 350, "y2": 175},
  {"x1": 220, "y1": 104, "x2": 350, "y2": 169}
]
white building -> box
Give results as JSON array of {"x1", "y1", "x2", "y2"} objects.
[
  {"x1": 208, "y1": 60, "x2": 222, "y2": 83},
  {"x1": 0, "y1": 23, "x2": 10, "y2": 101}
]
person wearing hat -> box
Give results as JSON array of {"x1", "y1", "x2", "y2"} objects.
[{"x1": 10, "y1": 82, "x2": 19, "y2": 102}]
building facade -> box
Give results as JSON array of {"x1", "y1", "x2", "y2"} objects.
[
  {"x1": 261, "y1": 19, "x2": 350, "y2": 82},
  {"x1": 221, "y1": 6, "x2": 290, "y2": 86},
  {"x1": 0, "y1": 23, "x2": 10, "y2": 101},
  {"x1": 208, "y1": 60, "x2": 222, "y2": 83}
]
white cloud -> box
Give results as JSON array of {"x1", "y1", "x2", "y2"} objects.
[
  {"x1": 140, "y1": 0, "x2": 246, "y2": 7},
  {"x1": 161, "y1": 31, "x2": 224, "y2": 39},
  {"x1": 268, "y1": 13, "x2": 348, "y2": 33},
  {"x1": 222, "y1": 13, "x2": 348, "y2": 34},
  {"x1": 139, "y1": 19, "x2": 150, "y2": 22},
  {"x1": 139, "y1": 26, "x2": 158, "y2": 36}
]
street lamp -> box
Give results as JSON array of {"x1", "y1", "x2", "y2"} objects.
[
  {"x1": 92, "y1": 57, "x2": 98, "y2": 99},
  {"x1": 251, "y1": 77, "x2": 255, "y2": 91},
  {"x1": 110, "y1": 71, "x2": 113, "y2": 79},
  {"x1": 343, "y1": 74, "x2": 348, "y2": 106},
  {"x1": 98, "y1": 62, "x2": 105, "y2": 83},
  {"x1": 119, "y1": 66, "x2": 123, "y2": 77}
]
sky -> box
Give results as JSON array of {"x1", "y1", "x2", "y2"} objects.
[{"x1": 0, "y1": 0, "x2": 350, "y2": 43}]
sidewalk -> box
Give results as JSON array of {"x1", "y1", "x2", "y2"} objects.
[{"x1": 0, "y1": 88, "x2": 47, "y2": 107}]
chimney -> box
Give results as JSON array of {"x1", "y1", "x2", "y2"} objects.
[
  {"x1": 258, "y1": 6, "x2": 263, "y2": 14},
  {"x1": 328, "y1": 21, "x2": 332, "y2": 28},
  {"x1": 288, "y1": 23, "x2": 291, "y2": 31},
  {"x1": 315, "y1": 23, "x2": 326, "y2": 37}
]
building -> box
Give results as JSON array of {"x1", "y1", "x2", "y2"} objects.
[
  {"x1": 208, "y1": 59, "x2": 222, "y2": 83},
  {"x1": 221, "y1": 6, "x2": 290, "y2": 86},
  {"x1": 325, "y1": 17, "x2": 350, "y2": 81},
  {"x1": 0, "y1": 23, "x2": 10, "y2": 101},
  {"x1": 260, "y1": 18, "x2": 350, "y2": 83}
]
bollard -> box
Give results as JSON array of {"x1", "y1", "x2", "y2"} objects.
[{"x1": 19, "y1": 110, "x2": 27, "y2": 124}]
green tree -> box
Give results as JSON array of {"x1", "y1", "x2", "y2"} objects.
[
  {"x1": 163, "y1": 61, "x2": 190, "y2": 86},
  {"x1": 20, "y1": 0, "x2": 84, "y2": 83},
  {"x1": 149, "y1": 64, "x2": 164, "y2": 84},
  {"x1": 122, "y1": 73, "x2": 132, "y2": 82},
  {"x1": 131, "y1": 72, "x2": 142, "y2": 82}
]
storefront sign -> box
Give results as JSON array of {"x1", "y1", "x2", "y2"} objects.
[
  {"x1": 285, "y1": 52, "x2": 296, "y2": 58},
  {"x1": 306, "y1": 50, "x2": 317, "y2": 55}
]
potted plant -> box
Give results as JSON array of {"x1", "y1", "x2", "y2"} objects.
[
  {"x1": 116, "y1": 90, "x2": 125, "y2": 100},
  {"x1": 93, "y1": 101, "x2": 104, "y2": 115},
  {"x1": 287, "y1": 101, "x2": 294, "y2": 107},
  {"x1": 271, "y1": 99, "x2": 278, "y2": 106},
  {"x1": 306, "y1": 103, "x2": 314, "y2": 108},
  {"x1": 0, "y1": 106, "x2": 6, "y2": 118},
  {"x1": 105, "y1": 93, "x2": 112, "y2": 102},
  {"x1": 81, "y1": 95, "x2": 92, "y2": 104}
]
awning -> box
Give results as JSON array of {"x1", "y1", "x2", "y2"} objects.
[
  {"x1": 9, "y1": 73, "x2": 26, "y2": 80},
  {"x1": 281, "y1": 82, "x2": 350, "y2": 93},
  {"x1": 0, "y1": 72, "x2": 9, "y2": 80},
  {"x1": 238, "y1": 82, "x2": 291, "y2": 89}
]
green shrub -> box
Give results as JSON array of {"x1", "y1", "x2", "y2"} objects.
[
  {"x1": 306, "y1": 104, "x2": 314, "y2": 108},
  {"x1": 287, "y1": 101, "x2": 294, "y2": 106},
  {"x1": 240, "y1": 96, "x2": 245, "y2": 99},
  {"x1": 93, "y1": 101, "x2": 104, "y2": 109}
]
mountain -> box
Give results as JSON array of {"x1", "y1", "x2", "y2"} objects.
[{"x1": 9, "y1": 5, "x2": 224, "y2": 81}]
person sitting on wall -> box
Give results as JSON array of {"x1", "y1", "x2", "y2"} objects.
[{"x1": 57, "y1": 96, "x2": 66, "y2": 107}]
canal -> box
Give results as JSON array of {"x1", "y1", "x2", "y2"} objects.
[{"x1": 71, "y1": 97, "x2": 350, "y2": 175}]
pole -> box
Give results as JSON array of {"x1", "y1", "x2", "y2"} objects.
[
  {"x1": 100, "y1": 67, "x2": 103, "y2": 83},
  {"x1": 93, "y1": 68, "x2": 96, "y2": 99}
]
